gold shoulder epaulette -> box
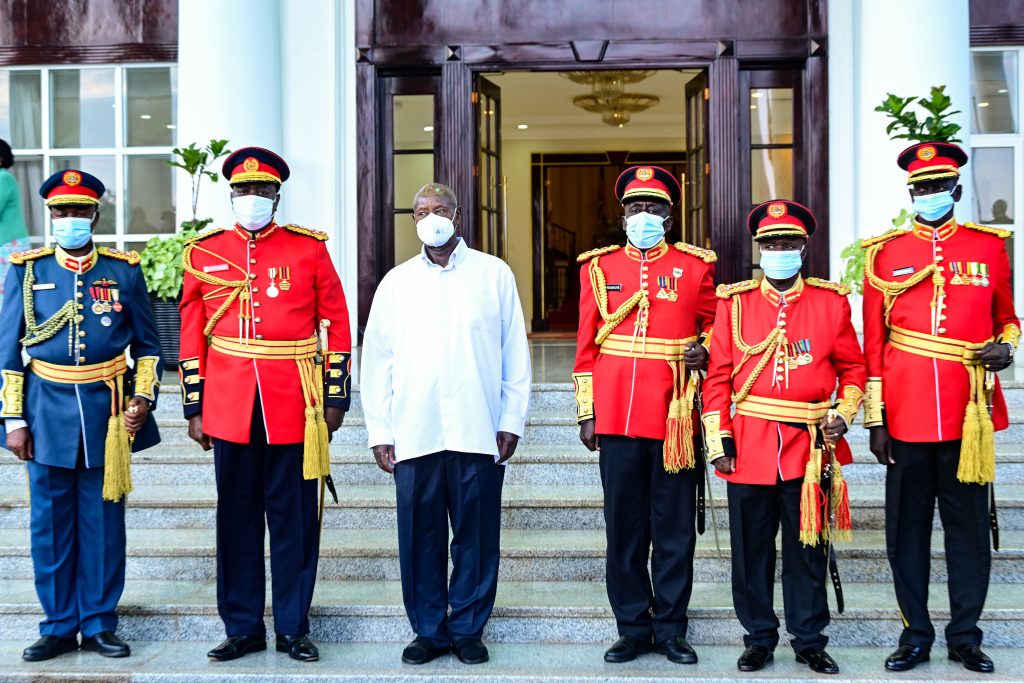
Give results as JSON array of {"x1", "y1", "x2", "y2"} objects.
[
  {"x1": 577, "y1": 244, "x2": 620, "y2": 262},
  {"x1": 673, "y1": 242, "x2": 718, "y2": 263},
  {"x1": 860, "y1": 229, "x2": 907, "y2": 249},
  {"x1": 805, "y1": 277, "x2": 851, "y2": 296},
  {"x1": 185, "y1": 227, "x2": 226, "y2": 244},
  {"x1": 284, "y1": 224, "x2": 329, "y2": 241},
  {"x1": 98, "y1": 246, "x2": 141, "y2": 266},
  {"x1": 963, "y1": 222, "x2": 1012, "y2": 239},
  {"x1": 9, "y1": 247, "x2": 54, "y2": 265},
  {"x1": 716, "y1": 279, "x2": 759, "y2": 299}
]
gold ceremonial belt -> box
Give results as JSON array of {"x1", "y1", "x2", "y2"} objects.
[
  {"x1": 735, "y1": 395, "x2": 831, "y2": 424},
  {"x1": 599, "y1": 333, "x2": 698, "y2": 361},
  {"x1": 30, "y1": 354, "x2": 128, "y2": 384},
  {"x1": 211, "y1": 335, "x2": 318, "y2": 360},
  {"x1": 888, "y1": 325, "x2": 989, "y2": 365}
]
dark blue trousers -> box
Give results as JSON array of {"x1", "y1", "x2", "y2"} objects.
[
  {"x1": 213, "y1": 400, "x2": 320, "y2": 637},
  {"x1": 28, "y1": 456, "x2": 126, "y2": 638},
  {"x1": 395, "y1": 450, "x2": 505, "y2": 647}
]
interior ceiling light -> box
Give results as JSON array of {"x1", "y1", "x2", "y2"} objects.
[
  {"x1": 516, "y1": 123, "x2": 529, "y2": 129},
  {"x1": 561, "y1": 70, "x2": 659, "y2": 127},
  {"x1": 978, "y1": 102, "x2": 991, "y2": 108}
]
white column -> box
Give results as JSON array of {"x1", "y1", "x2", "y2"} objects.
[{"x1": 175, "y1": 0, "x2": 283, "y2": 230}]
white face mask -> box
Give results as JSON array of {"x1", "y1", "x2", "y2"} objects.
[
  {"x1": 232, "y1": 194, "x2": 275, "y2": 231},
  {"x1": 416, "y1": 212, "x2": 456, "y2": 247}
]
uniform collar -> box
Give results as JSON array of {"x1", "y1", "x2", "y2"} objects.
[
  {"x1": 419, "y1": 236, "x2": 467, "y2": 269},
  {"x1": 912, "y1": 217, "x2": 958, "y2": 241},
  {"x1": 624, "y1": 239, "x2": 669, "y2": 262},
  {"x1": 760, "y1": 275, "x2": 804, "y2": 307},
  {"x1": 55, "y1": 245, "x2": 98, "y2": 274},
  {"x1": 232, "y1": 222, "x2": 279, "y2": 242}
]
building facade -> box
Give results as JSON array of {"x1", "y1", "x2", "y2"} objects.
[{"x1": 1, "y1": 0, "x2": 1021, "y2": 337}]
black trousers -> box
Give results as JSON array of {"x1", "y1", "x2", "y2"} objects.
[
  {"x1": 728, "y1": 477, "x2": 829, "y2": 652},
  {"x1": 886, "y1": 439, "x2": 991, "y2": 648},
  {"x1": 394, "y1": 450, "x2": 506, "y2": 647},
  {"x1": 598, "y1": 435, "x2": 699, "y2": 642},
  {"x1": 212, "y1": 398, "x2": 320, "y2": 637}
]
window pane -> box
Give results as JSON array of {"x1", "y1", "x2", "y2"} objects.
[
  {"x1": 125, "y1": 155, "x2": 176, "y2": 234},
  {"x1": 8, "y1": 155, "x2": 45, "y2": 239},
  {"x1": 971, "y1": 147, "x2": 1014, "y2": 225},
  {"x1": 971, "y1": 51, "x2": 1018, "y2": 134},
  {"x1": 0, "y1": 70, "x2": 42, "y2": 149},
  {"x1": 125, "y1": 67, "x2": 177, "y2": 147},
  {"x1": 50, "y1": 69, "x2": 115, "y2": 149},
  {"x1": 393, "y1": 152, "x2": 433, "y2": 208},
  {"x1": 394, "y1": 213, "x2": 420, "y2": 264},
  {"x1": 750, "y1": 88, "x2": 793, "y2": 145},
  {"x1": 393, "y1": 94, "x2": 434, "y2": 151},
  {"x1": 50, "y1": 156, "x2": 116, "y2": 235},
  {"x1": 751, "y1": 148, "x2": 793, "y2": 203}
]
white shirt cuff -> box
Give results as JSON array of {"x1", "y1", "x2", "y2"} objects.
[
  {"x1": 366, "y1": 428, "x2": 394, "y2": 449},
  {"x1": 5, "y1": 418, "x2": 28, "y2": 432}
]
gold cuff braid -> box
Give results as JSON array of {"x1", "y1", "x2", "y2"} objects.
[
  {"x1": 863, "y1": 378, "x2": 884, "y2": 427},
  {"x1": 998, "y1": 323, "x2": 1021, "y2": 349},
  {"x1": 572, "y1": 372, "x2": 594, "y2": 422},
  {"x1": 1, "y1": 370, "x2": 24, "y2": 418},
  {"x1": 702, "y1": 411, "x2": 725, "y2": 459},
  {"x1": 134, "y1": 356, "x2": 160, "y2": 401},
  {"x1": 835, "y1": 385, "x2": 865, "y2": 426}
]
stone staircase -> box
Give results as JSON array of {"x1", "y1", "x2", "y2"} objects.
[{"x1": 1, "y1": 382, "x2": 1024, "y2": 681}]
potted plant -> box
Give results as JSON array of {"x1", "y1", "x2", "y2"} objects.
[
  {"x1": 141, "y1": 139, "x2": 230, "y2": 367},
  {"x1": 839, "y1": 86, "x2": 962, "y2": 294}
]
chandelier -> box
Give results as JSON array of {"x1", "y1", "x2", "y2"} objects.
[{"x1": 560, "y1": 71, "x2": 660, "y2": 127}]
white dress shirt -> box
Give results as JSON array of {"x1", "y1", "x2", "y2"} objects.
[{"x1": 361, "y1": 238, "x2": 531, "y2": 462}]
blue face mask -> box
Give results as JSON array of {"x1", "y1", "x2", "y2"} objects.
[
  {"x1": 51, "y1": 216, "x2": 94, "y2": 250},
  {"x1": 625, "y1": 212, "x2": 667, "y2": 250},
  {"x1": 912, "y1": 190, "x2": 956, "y2": 222},
  {"x1": 759, "y1": 248, "x2": 803, "y2": 280}
]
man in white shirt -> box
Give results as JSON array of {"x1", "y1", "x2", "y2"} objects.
[{"x1": 361, "y1": 182, "x2": 531, "y2": 667}]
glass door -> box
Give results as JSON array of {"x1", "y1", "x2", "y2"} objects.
[
  {"x1": 684, "y1": 70, "x2": 710, "y2": 249},
  {"x1": 475, "y1": 75, "x2": 504, "y2": 259}
]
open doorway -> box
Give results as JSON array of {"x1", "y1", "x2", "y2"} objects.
[{"x1": 477, "y1": 69, "x2": 707, "y2": 332}]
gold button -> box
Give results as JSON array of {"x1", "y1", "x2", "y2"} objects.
[
  {"x1": 255, "y1": 334, "x2": 264, "y2": 340},
  {"x1": 254, "y1": 317, "x2": 262, "y2": 323},
  {"x1": 253, "y1": 301, "x2": 261, "y2": 308},
  {"x1": 641, "y1": 274, "x2": 648, "y2": 280},
  {"x1": 75, "y1": 292, "x2": 83, "y2": 299},
  {"x1": 936, "y1": 256, "x2": 945, "y2": 262},
  {"x1": 78, "y1": 331, "x2": 86, "y2": 338},
  {"x1": 252, "y1": 287, "x2": 259, "y2": 293},
  {"x1": 79, "y1": 357, "x2": 86, "y2": 362},
  {"x1": 78, "y1": 343, "x2": 86, "y2": 350},
  {"x1": 939, "y1": 315, "x2": 947, "y2": 321},
  {"x1": 938, "y1": 327, "x2": 947, "y2": 334},
  {"x1": 641, "y1": 289, "x2": 649, "y2": 295},
  {"x1": 76, "y1": 280, "x2": 83, "y2": 286},
  {"x1": 250, "y1": 258, "x2": 257, "y2": 264},
  {"x1": 935, "y1": 246, "x2": 943, "y2": 252},
  {"x1": 249, "y1": 273, "x2": 257, "y2": 280},
  {"x1": 77, "y1": 304, "x2": 84, "y2": 310},
  {"x1": 779, "y1": 312, "x2": 787, "y2": 318}
]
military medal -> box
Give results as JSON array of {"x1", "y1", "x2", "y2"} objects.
[
  {"x1": 950, "y1": 262, "x2": 964, "y2": 285},
  {"x1": 279, "y1": 266, "x2": 291, "y2": 291},
  {"x1": 980, "y1": 262, "x2": 990, "y2": 287},
  {"x1": 267, "y1": 267, "x2": 280, "y2": 298},
  {"x1": 91, "y1": 300, "x2": 104, "y2": 315},
  {"x1": 101, "y1": 316, "x2": 112, "y2": 327},
  {"x1": 656, "y1": 275, "x2": 669, "y2": 299},
  {"x1": 667, "y1": 276, "x2": 678, "y2": 302},
  {"x1": 112, "y1": 289, "x2": 122, "y2": 312},
  {"x1": 673, "y1": 267, "x2": 683, "y2": 278}
]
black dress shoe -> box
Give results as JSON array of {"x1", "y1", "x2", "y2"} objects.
[
  {"x1": 80, "y1": 631, "x2": 130, "y2": 658},
  {"x1": 276, "y1": 634, "x2": 319, "y2": 662},
  {"x1": 401, "y1": 637, "x2": 451, "y2": 665},
  {"x1": 655, "y1": 636, "x2": 697, "y2": 664},
  {"x1": 604, "y1": 635, "x2": 653, "y2": 663},
  {"x1": 737, "y1": 645, "x2": 774, "y2": 672},
  {"x1": 453, "y1": 638, "x2": 489, "y2": 664},
  {"x1": 207, "y1": 635, "x2": 267, "y2": 661},
  {"x1": 885, "y1": 644, "x2": 930, "y2": 671},
  {"x1": 795, "y1": 647, "x2": 840, "y2": 674},
  {"x1": 22, "y1": 635, "x2": 78, "y2": 661},
  {"x1": 948, "y1": 644, "x2": 994, "y2": 673}
]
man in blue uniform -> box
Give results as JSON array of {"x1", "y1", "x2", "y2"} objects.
[{"x1": 0, "y1": 170, "x2": 162, "y2": 662}]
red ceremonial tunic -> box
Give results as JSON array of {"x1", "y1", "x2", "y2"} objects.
[
  {"x1": 179, "y1": 223, "x2": 352, "y2": 444},
  {"x1": 702, "y1": 278, "x2": 867, "y2": 485},
  {"x1": 862, "y1": 220, "x2": 1020, "y2": 442},
  {"x1": 573, "y1": 240, "x2": 717, "y2": 439}
]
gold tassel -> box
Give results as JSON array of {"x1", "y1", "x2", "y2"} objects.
[
  {"x1": 831, "y1": 463, "x2": 852, "y2": 543},
  {"x1": 958, "y1": 366, "x2": 994, "y2": 484},
  {"x1": 102, "y1": 414, "x2": 132, "y2": 502},
  {"x1": 663, "y1": 398, "x2": 685, "y2": 473},
  {"x1": 799, "y1": 440, "x2": 823, "y2": 547},
  {"x1": 299, "y1": 359, "x2": 331, "y2": 481},
  {"x1": 662, "y1": 363, "x2": 696, "y2": 473},
  {"x1": 302, "y1": 406, "x2": 326, "y2": 480}
]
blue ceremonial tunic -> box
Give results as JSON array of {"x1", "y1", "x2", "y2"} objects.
[{"x1": 0, "y1": 247, "x2": 162, "y2": 466}]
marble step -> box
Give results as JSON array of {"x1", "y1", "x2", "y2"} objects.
[
  {"x1": 0, "y1": 527, "x2": 1020, "y2": 584},
  {"x1": 4, "y1": 446, "x2": 1024, "y2": 487},
  {"x1": 1, "y1": 579, "x2": 1022, "y2": 647},
  {"x1": 0, "y1": 642, "x2": 1022, "y2": 683},
  {"x1": 3, "y1": 483, "x2": 1023, "y2": 531}
]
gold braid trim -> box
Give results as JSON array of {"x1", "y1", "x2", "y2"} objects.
[
  {"x1": 133, "y1": 356, "x2": 160, "y2": 401},
  {"x1": 716, "y1": 280, "x2": 759, "y2": 299},
  {"x1": 97, "y1": 246, "x2": 141, "y2": 266},
  {"x1": 863, "y1": 242, "x2": 942, "y2": 327},
  {"x1": 0, "y1": 370, "x2": 24, "y2": 418},
  {"x1": 805, "y1": 277, "x2": 851, "y2": 296},
  {"x1": 577, "y1": 244, "x2": 620, "y2": 263},
  {"x1": 963, "y1": 222, "x2": 1011, "y2": 239},
  {"x1": 728, "y1": 294, "x2": 786, "y2": 404},
  {"x1": 284, "y1": 224, "x2": 329, "y2": 241},
  {"x1": 9, "y1": 247, "x2": 54, "y2": 265},
  {"x1": 589, "y1": 257, "x2": 649, "y2": 344},
  {"x1": 182, "y1": 243, "x2": 251, "y2": 336},
  {"x1": 19, "y1": 261, "x2": 80, "y2": 347},
  {"x1": 673, "y1": 242, "x2": 717, "y2": 263}
]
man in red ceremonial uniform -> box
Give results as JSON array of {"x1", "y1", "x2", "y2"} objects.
[
  {"x1": 862, "y1": 142, "x2": 1018, "y2": 674},
  {"x1": 179, "y1": 147, "x2": 352, "y2": 663},
  {"x1": 573, "y1": 166, "x2": 717, "y2": 665},
  {"x1": 702, "y1": 200, "x2": 865, "y2": 675}
]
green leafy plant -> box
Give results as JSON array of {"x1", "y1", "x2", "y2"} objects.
[
  {"x1": 140, "y1": 139, "x2": 230, "y2": 299},
  {"x1": 839, "y1": 87, "x2": 961, "y2": 292},
  {"x1": 167, "y1": 139, "x2": 230, "y2": 230}
]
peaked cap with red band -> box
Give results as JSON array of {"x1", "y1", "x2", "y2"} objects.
[
  {"x1": 614, "y1": 165, "x2": 681, "y2": 206},
  {"x1": 222, "y1": 146, "x2": 291, "y2": 185},
  {"x1": 748, "y1": 199, "x2": 816, "y2": 242},
  {"x1": 897, "y1": 141, "x2": 968, "y2": 185},
  {"x1": 39, "y1": 169, "x2": 105, "y2": 206}
]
